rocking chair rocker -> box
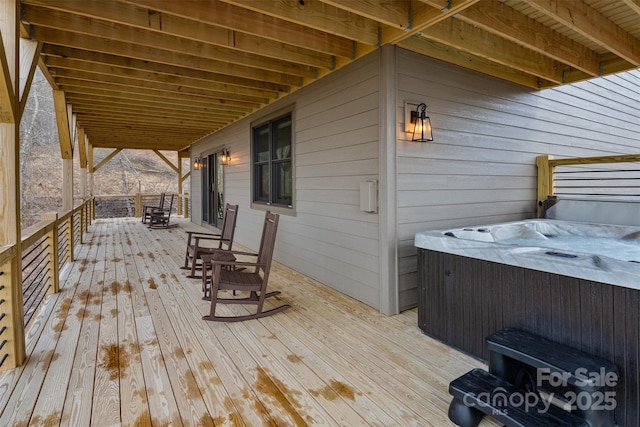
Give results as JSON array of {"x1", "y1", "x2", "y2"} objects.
[{"x1": 202, "y1": 211, "x2": 290, "y2": 322}]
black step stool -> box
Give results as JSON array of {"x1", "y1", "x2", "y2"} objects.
[
  {"x1": 448, "y1": 328, "x2": 618, "y2": 427},
  {"x1": 449, "y1": 368, "x2": 588, "y2": 427}
]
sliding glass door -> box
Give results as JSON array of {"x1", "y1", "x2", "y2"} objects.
[{"x1": 201, "y1": 152, "x2": 225, "y2": 228}]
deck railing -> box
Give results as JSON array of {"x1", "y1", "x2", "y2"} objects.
[
  {"x1": 0, "y1": 198, "x2": 94, "y2": 371},
  {"x1": 93, "y1": 193, "x2": 189, "y2": 219},
  {"x1": 537, "y1": 153, "x2": 640, "y2": 215}
]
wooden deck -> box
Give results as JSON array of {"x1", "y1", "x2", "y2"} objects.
[{"x1": 0, "y1": 217, "x2": 498, "y2": 426}]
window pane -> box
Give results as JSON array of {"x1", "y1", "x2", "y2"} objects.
[
  {"x1": 274, "y1": 161, "x2": 292, "y2": 205},
  {"x1": 273, "y1": 116, "x2": 292, "y2": 160},
  {"x1": 253, "y1": 125, "x2": 270, "y2": 162},
  {"x1": 254, "y1": 164, "x2": 270, "y2": 202},
  {"x1": 252, "y1": 113, "x2": 293, "y2": 208}
]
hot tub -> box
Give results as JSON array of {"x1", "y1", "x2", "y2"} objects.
[
  {"x1": 415, "y1": 219, "x2": 640, "y2": 289},
  {"x1": 415, "y1": 218, "x2": 640, "y2": 426}
]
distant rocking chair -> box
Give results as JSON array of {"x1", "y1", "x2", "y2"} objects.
[
  {"x1": 182, "y1": 203, "x2": 238, "y2": 278},
  {"x1": 202, "y1": 211, "x2": 290, "y2": 322},
  {"x1": 148, "y1": 194, "x2": 177, "y2": 228},
  {"x1": 142, "y1": 192, "x2": 166, "y2": 223}
]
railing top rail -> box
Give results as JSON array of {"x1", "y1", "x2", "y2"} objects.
[
  {"x1": 94, "y1": 193, "x2": 177, "y2": 199},
  {"x1": 58, "y1": 200, "x2": 90, "y2": 223},
  {"x1": 0, "y1": 244, "x2": 17, "y2": 265},
  {"x1": 547, "y1": 154, "x2": 640, "y2": 167},
  {"x1": 21, "y1": 220, "x2": 57, "y2": 249}
]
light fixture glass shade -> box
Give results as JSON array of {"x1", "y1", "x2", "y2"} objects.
[
  {"x1": 411, "y1": 103, "x2": 433, "y2": 142},
  {"x1": 220, "y1": 149, "x2": 230, "y2": 165},
  {"x1": 193, "y1": 156, "x2": 201, "y2": 169}
]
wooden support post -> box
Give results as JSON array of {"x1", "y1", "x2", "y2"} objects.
[
  {"x1": 178, "y1": 149, "x2": 191, "y2": 218},
  {"x1": 62, "y1": 158, "x2": 73, "y2": 211},
  {"x1": 40, "y1": 213, "x2": 60, "y2": 294},
  {"x1": 88, "y1": 143, "x2": 94, "y2": 197},
  {"x1": 79, "y1": 128, "x2": 87, "y2": 201},
  {"x1": 177, "y1": 157, "x2": 183, "y2": 215},
  {"x1": 135, "y1": 193, "x2": 142, "y2": 218},
  {"x1": 536, "y1": 155, "x2": 555, "y2": 217},
  {"x1": 0, "y1": 0, "x2": 26, "y2": 370}
]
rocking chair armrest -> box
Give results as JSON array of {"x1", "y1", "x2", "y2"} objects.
[
  {"x1": 185, "y1": 230, "x2": 221, "y2": 238},
  {"x1": 193, "y1": 236, "x2": 229, "y2": 250},
  {"x1": 209, "y1": 259, "x2": 266, "y2": 268},
  {"x1": 219, "y1": 249, "x2": 258, "y2": 258},
  {"x1": 193, "y1": 236, "x2": 226, "y2": 243}
]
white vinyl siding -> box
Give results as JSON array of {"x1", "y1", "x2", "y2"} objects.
[
  {"x1": 192, "y1": 52, "x2": 382, "y2": 309},
  {"x1": 191, "y1": 46, "x2": 640, "y2": 314}
]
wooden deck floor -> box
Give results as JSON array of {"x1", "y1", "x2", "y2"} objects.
[{"x1": 0, "y1": 217, "x2": 498, "y2": 426}]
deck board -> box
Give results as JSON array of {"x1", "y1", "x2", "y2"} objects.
[{"x1": 0, "y1": 217, "x2": 499, "y2": 426}]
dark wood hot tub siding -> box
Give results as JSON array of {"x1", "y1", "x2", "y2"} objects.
[{"x1": 417, "y1": 249, "x2": 639, "y2": 427}]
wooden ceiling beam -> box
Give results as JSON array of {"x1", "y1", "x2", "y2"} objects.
[
  {"x1": 399, "y1": 36, "x2": 547, "y2": 90},
  {"x1": 82, "y1": 132, "x2": 209, "y2": 146},
  {"x1": 41, "y1": 45, "x2": 290, "y2": 94},
  {"x1": 61, "y1": 88, "x2": 253, "y2": 116},
  {"x1": 75, "y1": 112, "x2": 226, "y2": 128},
  {"x1": 72, "y1": 107, "x2": 231, "y2": 127},
  {"x1": 88, "y1": 136, "x2": 196, "y2": 150},
  {"x1": 382, "y1": 0, "x2": 480, "y2": 45},
  {"x1": 120, "y1": 0, "x2": 356, "y2": 58},
  {"x1": 523, "y1": 0, "x2": 640, "y2": 66},
  {"x1": 218, "y1": 0, "x2": 379, "y2": 46},
  {"x1": 85, "y1": 125, "x2": 211, "y2": 139},
  {"x1": 621, "y1": 0, "x2": 640, "y2": 14},
  {"x1": 76, "y1": 118, "x2": 225, "y2": 134},
  {"x1": 319, "y1": 0, "x2": 410, "y2": 30},
  {"x1": 448, "y1": 0, "x2": 600, "y2": 76},
  {"x1": 31, "y1": 27, "x2": 304, "y2": 87},
  {"x1": 50, "y1": 68, "x2": 271, "y2": 105},
  {"x1": 85, "y1": 129, "x2": 208, "y2": 140},
  {"x1": 45, "y1": 56, "x2": 279, "y2": 100},
  {"x1": 65, "y1": 96, "x2": 242, "y2": 120},
  {"x1": 56, "y1": 78, "x2": 259, "y2": 110},
  {"x1": 420, "y1": 19, "x2": 565, "y2": 84},
  {"x1": 21, "y1": 0, "x2": 335, "y2": 69},
  {"x1": 23, "y1": 5, "x2": 320, "y2": 78}
]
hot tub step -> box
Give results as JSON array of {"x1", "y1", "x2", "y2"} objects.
[
  {"x1": 486, "y1": 328, "x2": 618, "y2": 390},
  {"x1": 448, "y1": 368, "x2": 588, "y2": 427}
]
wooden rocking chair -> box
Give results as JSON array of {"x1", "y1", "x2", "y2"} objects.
[
  {"x1": 148, "y1": 194, "x2": 177, "y2": 228},
  {"x1": 142, "y1": 192, "x2": 165, "y2": 223},
  {"x1": 182, "y1": 203, "x2": 238, "y2": 278},
  {"x1": 203, "y1": 211, "x2": 290, "y2": 322}
]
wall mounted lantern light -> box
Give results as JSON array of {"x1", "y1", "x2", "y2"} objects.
[
  {"x1": 405, "y1": 101, "x2": 433, "y2": 142},
  {"x1": 220, "y1": 148, "x2": 231, "y2": 165},
  {"x1": 193, "y1": 156, "x2": 202, "y2": 170}
]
